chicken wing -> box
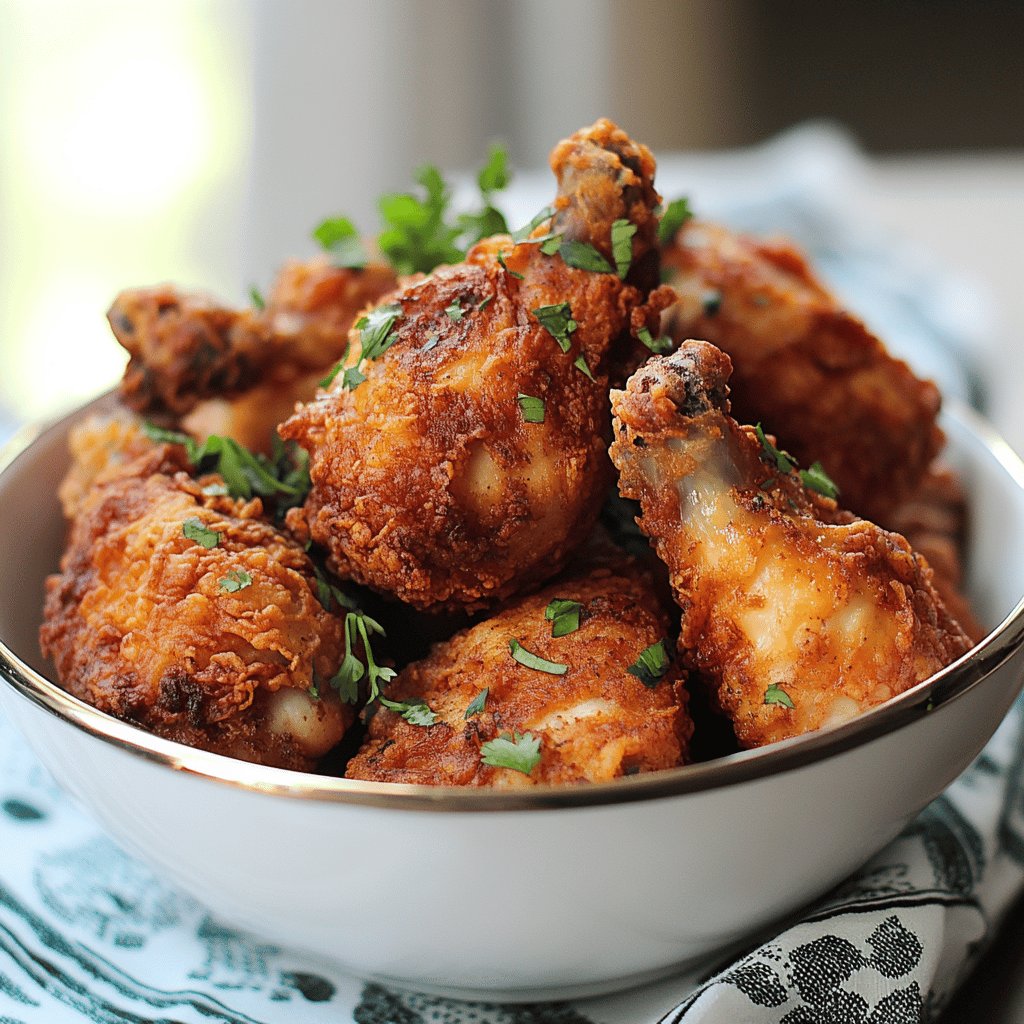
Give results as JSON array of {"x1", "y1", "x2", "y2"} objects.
[
  {"x1": 41, "y1": 435, "x2": 353, "y2": 770},
  {"x1": 608, "y1": 340, "x2": 972, "y2": 748},
  {"x1": 281, "y1": 119, "x2": 664, "y2": 611},
  {"x1": 661, "y1": 220, "x2": 943, "y2": 521},
  {"x1": 345, "y1": 558, "x2": 690, "y2": 787},
  {"x1": 110, "y1": 257, "x2": 396, "y2": 450}
]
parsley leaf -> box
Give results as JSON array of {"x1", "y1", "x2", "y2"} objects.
[
  {"x1": 356, "y1": 301, "x2": 403, "y2": 362},
  {"x1": 511, "y1": 206, "x2": 554, "y2": 243},
  {"x1": 249, "y1": 286, "x2": 266, "y2": 311},
  {"x1": 545, "y1": 598, "x2": 582, "y2": 638},
  {"x1": 445, "y1": 299, "x2": 465, "y2": 322},
  {"x1": 219, "y1": 569, "x2": 252, "y2": 592},
  {"x1": 318, "y1": 344, "x2": 350, "y2": 389},
  {"x1": 573, "y1": 354, "x2": 596, "y2": 381},
  {"x1": 378, "y1": 166, "x2": 463, "y2": 275},
  {"x1": 611, "y1": 218, "x2": 637, "y2": 279},
  {"x1": 532, "y1": 302, "x2": 577, "y2": 352},
  {"x1": 508, "y1": 638, "x2": 567, "y2": 675},
  {"x1": 559, "y1": 239, "x2": 613, "y2": 274},
  {"x1": 313, "y1": 215, "x2": 367, "y2": 269},
  {"x1": 636, "y1": 327, "x2": 673, "y2": 354},
  {"x1": 182, "y1": 517, "x2": 220, "y2": 549},
  {"x1": 800, "y1": 461, "x2": 840, "y2": 500},
  {"x1": 764, "y1": 683, "x2": 796, "y2": 709},
  {"x1": 658, "y1": 197, "x2": 693, "y2": 245},
  {"x1": 516, "y1": 393, "x2": 545, "y2": 424},
  {"x1": 328, "y1": 610, "x2": 395, "y2": 705},
  {"x1": 497, "y1": 251, "x2": 524, "y2": 279},
  {"x1": 754, "y1": 423, "x2": 797, "y2": 475},
  {"x1": 465, "y1": 688, "x2": 488, "y2": 719},
  {"x1": 539, "y1": 235, "x2": 563, "y2": 256},
  {"x1": 379, "y1": 697, "x2": 438, "y2": 727},
  {"x1": 627, "y1": 640, "x2": 670, "y2": 687},
  {"x1": 477, "y1": 143, "x2": 510, "y2": 194},
  {"x1": 480, "y1": 731, "x2": 542, "y2": 775}
]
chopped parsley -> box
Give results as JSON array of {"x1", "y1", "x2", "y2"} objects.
[
  {"x1": 445, "y1": 299, "x2": 465, "y2": 322},
  {"x1": 627, "y1": 640, "x2": 670, "y2": 687},
  {"x1": 182, "y1": 517, "x2": 220, "y2": 549},
  {"x1": 318, "y1": 346, "x2": 349, "y2": 389},
  {"x1": 539, "y1": 235, "x2": 563, "y2": 256},
  {"x1": 754, "y1": 423, "x2": 797, "y2": 475},
  {"x1": 497, "y1": 250, "x2": 524, "y2": 279},
  {"x1": 511, "y1": 206, "x2": 554, "y2": 243},
  {"x1": 457, "y1": 144, "x2": 511, "y2": 244},
  {"x1": 559, "y1": 239, "x2": 612, "y2": 274},
  {"x1": 356, "y1": 302, "x2": 403, "y2": 361},
  {"x1": 312, "y1": 215, "x2": 367, "y2": 269},
  {"x1": 465, "y1": 688, "x2": 489, "y2": 719},
  {"x1": 573, "y1": 354, "x2": 596, "y2": 381},
  {"x1": 517, "y1": 393, "x2": 545, "y2": 424},
  {"x1": 477, "y1": 295, "x2": 493, "y2": 311},
  {"x1": 480, "y1": 731, "x2": 542, "y2": 775},
  {"x1": 422, "y1": 333, "x2": 440, "y2": 352},
  {"x1": 249, "y1": 285, "x2": 266, "y2": 311},
  {"x1": 378, "y1": 166, "x2": 463, "y2": 275},
  {"x1": 764, "y1": 683, "x2": 795, "y2": 709},
  {"x1": 545, "y1": 598, "x2": 582, "y2": 638},
  {"x1": 532, "y1": 302, "x2": 577, "y2": 352},
  {"x1": 800, "y1": 461, "x2": 840, "y2": 500},
  {"x1": 636, "y1": 327, "x2": 672, "y2": 354},
  {"x1": 218, "y1": 569, "x2": 252, "y2": 592},
  {"x1": 508, "y1": 638, "x2": 568, "y2": 675},
  {"x1": 379, "y1": 697, "x2": 438, "y2": 727},
  {"x1": 657, "y1": 197, "x2": 693, "y2": 245},
  {"x1": 611, "y1": 218, "x2": 637, "y2": 279}
]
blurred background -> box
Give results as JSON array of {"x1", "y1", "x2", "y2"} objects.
[{"x1": 1, "y1": 0, "x2": 1022, "y2": 446}]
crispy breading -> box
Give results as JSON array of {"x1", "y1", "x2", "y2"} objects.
[
  {"x1": 41, "y1": 445, "x2": 352, "y2": 770},
  {"x1": 608, "y1": 340, "x2": 973, "y2": 749},
  {"x1": 345, "y1": 562, "x2": 691, "y2": 786},
  {"x1": 281, "y1": 119, "x2": 663, "y2": 611},
  {"x1": 661, "y1": 220, "x2": 943, "y2": 521}
]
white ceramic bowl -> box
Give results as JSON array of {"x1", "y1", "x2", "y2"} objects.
[{"x1": 2, "y1": 396, "x2": 1024, "y2": 1002}]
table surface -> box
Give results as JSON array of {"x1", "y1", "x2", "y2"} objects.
[{"x1": 862, "y1": 153, "x2": 1024, "y2": 1022}]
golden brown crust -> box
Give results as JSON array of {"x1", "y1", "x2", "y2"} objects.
[
  {"x1": 661, "y1": 220, "x2": 943, "y2": 521},
  {"x1": 281, "y1": 120, "x2": 663, "y2": 612},
  {"x1": 609, "y1": 340, "x2": 973, "y2": 749},
  {"x1": 345, "y1": 564, "x2": 691, "y2": 786},
  {"x1": 41, "y1": 455, "x2": 352, "y2": 770}
]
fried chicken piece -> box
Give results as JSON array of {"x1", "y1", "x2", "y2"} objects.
[
  {"x1": 110, "y1": 257, "x2": 397, "y2": 447},
  {"x1": 885, "y1": 466, "x2": 986, "y2": 642},
  {"x1": 41, "y1": 441, "x2": 352, "y2": 770},
  {"x1": 661, "y1": 220, "x2": 943, "y2": 521},
  {"x1": 282, "y1": 119, "x2": 663, "y2": 611},
  {"x1": 608, "y1": 340, "x2": 973, "y2": 749},
  {"x1": 345, "y1": 560, "x2": 691, "y2": 787}
]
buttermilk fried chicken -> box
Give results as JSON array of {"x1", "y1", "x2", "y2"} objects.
[
  {"x1": 661, "y1": 220, "x2": 943, "y2": 521},
  {"x1": 345, "y1": 560, "x2": 691, "y2": 787},
  {"x1": 41, "y1": 436, "x2": 352, "y2": 770},
  {"x1": 608, "y1": 340, "x2": 973, "y2": 749},
  {"x1": 111, "y1": 257, "x2": 396, "y2": 449},
  {"x1": 281, "y1": 119, "x2": 664, "y2": 611}
]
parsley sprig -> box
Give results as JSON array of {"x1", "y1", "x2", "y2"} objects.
[
  {"x1": 764, "y1": 683, "x2": 796, "y2": 709},
  {"x1": 627, "y1": 640, "x2": 670, "y2": 687},
  {"x1": 753, "y1": 424, "x2": 839, "y2": 499},
  {"x1": 379, "y1": 697, "x2": 438, "y2": 727},
  {"x1": 480, "y1": 731, "x2": 542, "y2": 775},
  {"x1": 545, "y1": 598, "x2": 582, "y2": 638},
  {"x1": 330, "y1": 611, "x2": 396, "y2": 705},
  {"x1": 658, "y1": 197, "x2": 693, "y2": 245}
]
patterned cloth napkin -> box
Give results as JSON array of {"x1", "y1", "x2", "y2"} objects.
[{"x1": 1, "y1": 124, "x2": 1014, "y2": 1023}]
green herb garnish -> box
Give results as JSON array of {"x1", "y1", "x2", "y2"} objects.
[
  {"x1": 480, "y1": 731, "x2": 542, "y2": 775},
  {"x1": 313, "y1": 215, "x2": 367, "y2": 269},
  {"x1": 559, "y1": 239, "x2": 613, "y2": 274},
  {"x1": 539, "y1": 235, "x2": 563, "y2": 256},
  {"x1": 611, "y1": 218, "x2": 637, "y2": 279},
  {"x1": 800, "y1": 461, "x2": 839, "y2": 500},
  {"x1": 754, "y1": 423, "x2": 797, "y2": 475},
  {"x1": 511, "y1": 206, "x2": 554, "y2": 243},
  {"x1": 377, "y1": 166, "x2": 463, "y2": 275},
  {"x1": 517, "y1": 393, "x2": 545, "y2": 424},
  {"x1": 508, "y1": 638, "x2": 568, "y2": 675},
  {"x1": 379, "y1": 697, "x2": 438, "y2": 727},
  {"x1": 636, "y1": 327, "x2": 672, "y2": 354},
  {"x1": 764, "y1": 683, "x2": 795, "y2": 709},
  {"x1": 356, "y1": 301, "x2": 403, "y2": 361},
  {"x1": 330, "y1": 611, "x2": 396, "y2": 704},
  {"x1": 531, "y1": 302, "x2": 577, "y2": 352},
  {"x1": 658, "y1": 197, "x2": 693, "y2": 245},
  {"x1": 627, "y1": 640, "x2": 670, "y2": 687},
  {"x1": 249, "y1": 286, "x2": 266, "y2": 311},
  {"x1": 497, "y1": 250, "x2": 524, "y2": 279},
  {"x1": 573, "y1": 354, "x2": 596, "y2": 381},
  {"x1": 218, "y1": 569, "x2": 252, "y2": 592},
  {"x1": 445, "y1": 299, "x2": 465, "y2": 322},
  {"x1": 182, "y1": 517, "x2": 220, "y2": 549},
  {"x1": 545, "y1": 598, "x2": 582, "y2": 638},
  {"x1": 465, "y1": 688, "x2": 489, "y2": 719}
]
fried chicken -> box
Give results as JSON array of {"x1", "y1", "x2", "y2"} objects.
[
  {"x1": 661, "y1": 220, "x2": 943, "y2": 521},
  {"x1": 608, "y1": 340, "x2": 973, "y2": 749},
  {"x1": 281, "y1": 119, "x2": 664, "y2": 611},
  {"x1": 345, "y1": 559, "x2": 691, "y2": 787},
  {"x1": 41, "y1": 435, "x2": 353, "y2": 770},
  {"x1": 110, "y1": 257, "x2": 396, "y2": 450}
]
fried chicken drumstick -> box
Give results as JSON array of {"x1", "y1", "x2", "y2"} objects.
[
  {"x1": 281, "y1": 119, "x2": 665, "y2": 611},
  {"x1": 41, "y1": 428, "x2": 353, "y2": 770},
  {"x1": 345, "y1": 556, "x2": 691, "y2": 786},
  {"x1": 661, "y1": 220, "x2": 943, "y2": 521},
  {"x1": 608, "y1": 340, "x2": 973, "y2": 748}
]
